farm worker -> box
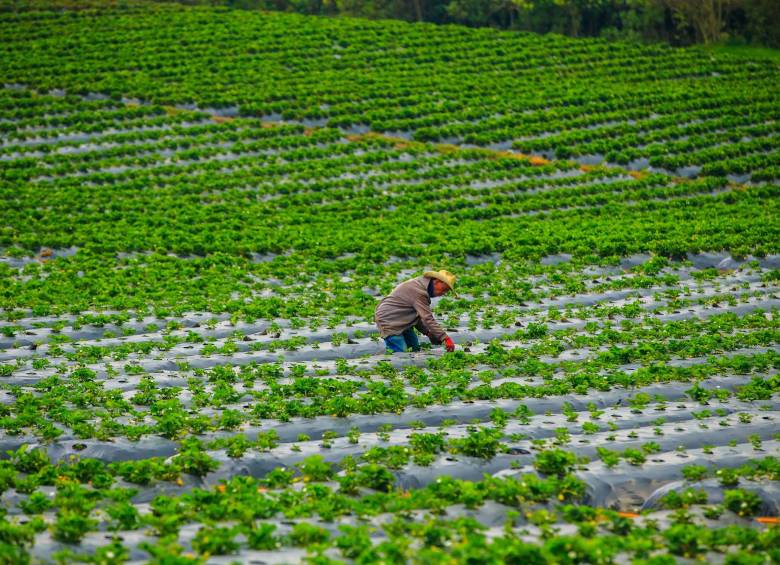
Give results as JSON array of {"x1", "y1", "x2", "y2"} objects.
[{"x1": 375, "y1": 269, "x2": 458, "y2": 353}]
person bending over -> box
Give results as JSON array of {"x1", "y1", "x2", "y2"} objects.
[{"x1": 374, "y1": 269, "x2": 457, "y2": 353}]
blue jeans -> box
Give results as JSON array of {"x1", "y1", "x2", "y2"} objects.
[{"x1": 384, "y1": 327, "x2": 420, "y2": 353}]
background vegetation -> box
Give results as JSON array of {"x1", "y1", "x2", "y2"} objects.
[{"x1": 167, "y1": 0, "x2": 780, "y2": 47}]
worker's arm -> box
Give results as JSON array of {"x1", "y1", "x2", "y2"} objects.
[
  {"x1": 413, "y1": 296, "x2": 448, "y2": 345},
  {"x1": 413, "y1": 318, "x2": 430, "y2": 337}
]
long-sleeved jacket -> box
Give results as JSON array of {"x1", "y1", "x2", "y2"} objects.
[{"x1": 374, "y1": 276, "x2": 447, "y2": 344}]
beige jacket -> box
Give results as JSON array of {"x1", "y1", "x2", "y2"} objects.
[{"x1": 374, "y1": 276, "x2": 448, "y2": 343}]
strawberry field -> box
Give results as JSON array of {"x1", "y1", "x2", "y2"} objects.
[{"x1": 0, "y1": 1, "x2": 779, "y2": 563}]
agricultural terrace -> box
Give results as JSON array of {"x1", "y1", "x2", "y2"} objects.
[{"x1": 0, "y1": 0, "x2": 779, "y2": 562}]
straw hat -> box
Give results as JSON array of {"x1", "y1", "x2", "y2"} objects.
[{"x1": 424, "y1": 269, "x2": 458, "y2": 297}]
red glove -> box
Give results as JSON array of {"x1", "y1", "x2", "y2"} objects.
[{"x1": 444, "y1": 336, "x2": 455, "y2": 352}]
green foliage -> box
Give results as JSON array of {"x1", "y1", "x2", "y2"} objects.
[
  {"x1": 723, "y1": 489, "x2": 762, "y2": 517},
  {"x1": 534, "y1": 449, "x2": 577, "y2": 477},
  {"x1": 172, "y1": 439, "x2": 220, "y2": 477},
  {"x1": 448, "y1": 426, "x2": 505, "y2": 459},
  {"x1": 335, "y1": 524, "x2": 372, "y2": 559},
  {"x1": 246, "y1": 523, "x2": 280, "y2": 550},
  {"x1": 357, "y1": 464, "x2": 396, "y2": 492},
  {"x1": 18, "y1": 491, "x2": 52, "y2": 515},
  {"x1": 659, "y1": 488, "x2": 708, "y2": 509},
  {"x1": 681, "y1": 465, "x2": 708, "y2": 482},
  {"x1": 596, "y1": 447, "x2": 621, "y2": 469},
  {"x1": 0, "y1": 5, "x2": 777, "y2": 562},
  {"x1": 51, "y1": 511, "x2": 97, "y2": 544},
  {"x1": 192, "y1": 525, "x2": 240, "y2": 555},
  {"x1": 288, "y1": 522, "x2": 330, "y2": 546},
  {"x1": 297, "y1": 455, "x2": 333, "y2": 482}
]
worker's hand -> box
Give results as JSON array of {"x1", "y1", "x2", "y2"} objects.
[{"x1": 444, "y1": 336, "x2": 455, "y2": 352}]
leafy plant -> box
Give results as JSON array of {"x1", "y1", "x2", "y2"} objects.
[
  {"x1": 297, "y1": 455, "x2": 333, "y2": 482},
  {"x1": 534, "y1": 449, "x2": 577, "y2": 477},
  {"x1": 448, "y1": 426, "x2": 504, "y2": 460},
  {"x1": 681, "y1": 465, "x2": 708, "y2": 482},
  {"x1": 723, "y1": 489, "x2": 762, "y2": 517},
  {"x1": 51, "y1": 511, "x2": 97, "y2": 544},
  {"x1": 192, "y1": 525, "x2": 240, "y2": 555}
]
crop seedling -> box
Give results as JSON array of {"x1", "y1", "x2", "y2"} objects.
[
  {"x1": 192, "y1": 526, "x2": 240, "y2": 555},
  {"x1": 449, "y1": 426, "x2": 505, "y2": 459},
  {"x1": 723, "y1": 489, "x2": 762, "y2": 517},
  {"x1": 659, "y1": 489, "x2": 708, "y2": 509},
  {"x1": 288, "y1": 523, "x2": 330, "y2": 547},
  {"x1": 622, "y1": 448, "x2": 647, "y2": 466},
  {"x1": 347, "y1": 426, "x2": 361, "y2": 444},
  {"x1": 297, "y1": 455, "x2": 333, "y2": 482},
  {"x1": 320, "y1": 430, "x2": 338, "y2": 448},
  {"x1": 52, "y1": 511, "x2": 97, "y2": 544},
  {"x1": 681, "y1": 465, "x2": 708, "y2": 482},
  {"x1": 533, "y1": 448, "x2": 577, "y2": 477}
]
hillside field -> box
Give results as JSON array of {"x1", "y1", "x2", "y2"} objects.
[{"x1": 0, "y1": 1, "x2": 779, "y2": 563}]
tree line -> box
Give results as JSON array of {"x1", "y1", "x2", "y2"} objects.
[{"x1": 172, "y1": 0, "x2": 779, "y2": 47}]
